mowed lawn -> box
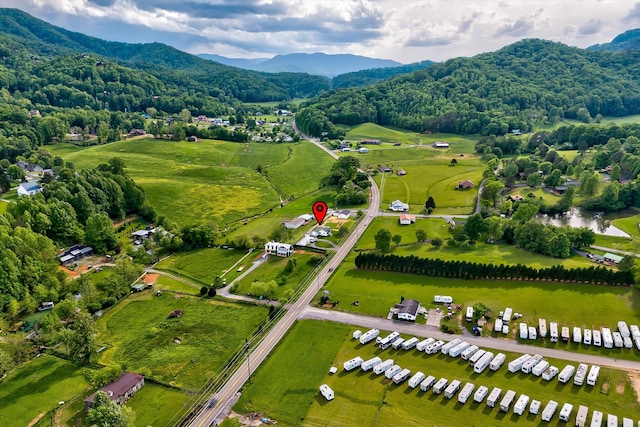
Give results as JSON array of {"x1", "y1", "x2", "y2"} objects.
[
  {"x1": 321, "y1": 255, "x2": 640, "y2": 330},
  {"x1": 156, "y1": 248, "x2": 250, "y2": 285},
  {"x1": 95, "y1": 292, "x2": 268, "y2": 389},
  {"x1": 0, "y1": 355, "x2": 89, "y2": 427},
  {"x1": 126, "y1": 383, "x2": 190, "y2": 427}
]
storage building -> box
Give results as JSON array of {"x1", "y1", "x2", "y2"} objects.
[
  {"x1": 433, "y1": 378, "x2": 449, "y2": 394},
  {"x1": 461, "y1": 345, "x2": 479, "y2": 361},
  {"x1": 319, "y1": 384, "x2": 334, "y2": 401},
  {"x1": 486, "y1": 387, "x2": 502, "y2": 408},
  {"x1": 558, "y1": 364, "x2": 576, "y2": 383},
  {"x1": 401, "y1": 337, "x2": 419, "y2": 350},
  {"x1": 508, "y1": 354, "x2": 532, "y2": 373},
  {"x1": 408, "y1": 371, "x2": 426, "y2": 389},
  {"x1": 593, "y1": 329, "x2": 602, "y2": 347},
  {"x1": 542, "y1": 365, "x2": 559, "y2": 381},
  {"x1": 469, "y1": 349, "x2": 486, "y2": 366},
  {"x1": 539, "y1": 318, "x2": 547, "y2": 338},
  {"x1": 499, "y1": 390, "x2": 516, "y2": 412},
  {"x1": 575, "y1": 405, "x2": 588, "y2": 427},
  {"x1": 441, "y1": 338, "x2": 462, "y2": 355},
  {"x1": 384, "y1": 364, "x2": 402, "y2": 379},
  {"x1": 573, "y1": 326, "x2": 582, "y2": 343},
  {"x1": 559, "y1": 402, "x2": 573, "y2": 422},
  {"x1": 458, "y1": 382, "x2": 475, "y2": 404},
  {"x1": 574, "y1": 363, "x2": 588, "y2": 386},
  {"x1": 373, "y1": 359, "x2": 394, "y2": 375},
  {"x1": 584, "y1": 328, "x2": 592, "y2": 345},
  {"x1": 618, "y1": 321, "x2": 631, "y2": 338},
  {"x1": 587, "y1": 365, "x2": 600, "y2": 386},
  {"x1": 361, "y1": 356, "x2": 382, "y2": 371},
  {"x1": 590, "y1": 410, "x2": 603, "y2": 427},
  {"x1": 490, "y1": 353, "x2": 506, "y2": 371},
  {"x1": 420, "y1": 375, "x2": 436, "y2": 392},
  {"x1": 392, "y1": 368, "x2": 411, "y2": 385},
  {"x1": 474, "y1": 385, "x2": 489, "y2": 403},
  {"x1": 550, "y1": 322, "x2": 559, "y2": 342},
  {"x1": 449, "y1": 341, "x2": 470, "y2": 358},
  {"x1": 359, "y1": 328, "x2": 379, "y2": 345},
  {"x1": 444, "y1": 380, "x2": 461, "y2": 399},
  {"x1": 343, "y1": 356, "x2": 364, "y2": 371},
  {"x1": 513, "y1": 394, "x2": 530, "y2": 415},
  {"x1": 542, "y1": 400, "x2": 559, "y2": 422},
  {"x1": 521, "y1": 354, "x2": 543, "y2": 374},
  {"x1": 532, "y1": 360, "x2": 550, "y2": 377},
  {"x1": 416, "y1": 338, "x2": 435, "y2": 351},
  {"x1": 474, "y1": 351, "x2": 494, "y2": 374},
  {"x1": 529, "y1": 399, "x2": 541, "y2": 415}
]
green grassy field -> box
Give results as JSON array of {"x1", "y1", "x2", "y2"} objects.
[
  {"x1": 156, "y1": 248, "x2": 250, "y2": 285},
  {"x1": 344, "y1": 123, "x2": 480, "y2": 150},
  {"x1": 95, "y1": 292, "x2": 268, "y2": 389},
  {"x1": 357, "y1": 217, "x2": 451, "y2": 248},
  {"x1": 320, "y1": 254, "x2": 640, "y2": 330},
  {"x1": 0, "y1": 355, "x2": 89, "y2": 427},
  {"x1": 236, "y1": 320, "x2": 640, "y2": 427},
  {"x1": 268, "y1": 142, "x2": 335, "y2": 198},
  {"x1": 154, "y1": 275, "x2": 200, "y2": 294},
  {"x1": 126, "y1": 383, "x2": 190, "y2": 427},
  {"x1": 0, "y1": 200, "x2": 7, "y2": 214}
]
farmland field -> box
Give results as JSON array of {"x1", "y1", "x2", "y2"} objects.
[
  {"x1": 126, "y1": 383, "x2": 190, "y2": 427},
  {"x1": 236, "y1": 320, "x2": 640, "y2": 427},
  {"x1": 156, "y1": 248, "x2": 251, "y2": 285},
  {"x1": 95, "y1": 292, "x2": 268, "y2": 389}
]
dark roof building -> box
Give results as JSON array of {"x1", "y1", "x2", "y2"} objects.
[
  {"x1": 394, "y1": 299, "x2": 420, "y2": 321},
  {"x1": 84, "y1": 372, "x2": 145, "y2": 410}
]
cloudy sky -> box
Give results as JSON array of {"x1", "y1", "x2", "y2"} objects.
[{"x1": 5, "y1": 0, "x2": 640, "y2": 63}]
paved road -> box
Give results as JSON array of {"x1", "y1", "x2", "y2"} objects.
[
  {"x1": 300, "y1": 307, "x2": 640, "y2": 372},
  {"x1": 188, "y1": 130, "x2": 381, "y2": 427},
  {"x1": 590, "y1": 245, "x2": 640, "y2": 258}
]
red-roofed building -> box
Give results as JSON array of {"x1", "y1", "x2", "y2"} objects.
[
  {"x1": 399, "y1": 213, "x2": 416, "y2": 225},
  {"x1": 456, "y1": 179, "x2": 474, "y2": 189},
  {"x1": 84, "y1": 372, "x2": 145, "y2": 410}
]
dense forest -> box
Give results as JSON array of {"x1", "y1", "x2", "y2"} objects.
[
  {"x1": 331, "y1": 60, "x2": 436, "y2": 89},
  {"x1": 297, "y1": 39, "x2": 640, "y2": 137}
]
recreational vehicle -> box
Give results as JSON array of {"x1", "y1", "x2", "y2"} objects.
[
  {"x1": 469, "y1": 349, "x2": 486, "y2": 366},
  {"x1": 618, "y1": 321, "x2": 631, "y2": 338},
  {"x1": 539, "y1": 318, "x2": 547, "y2": 338},
  {"x1": 444, "y1": 380, "x2": 461, "y2": 399},
  {"x1": 408, "y1": 371, "x2": 425, "y2": 389},
  {"x1": 319, "y1": 384, "x2": 334, "y2": 401},
  {"x1": 529, "y1": 399, "x2": 541, "y2": 415},
  {"x1": 474, "y1": 385, "x2": 489, "y2": 403},
  {"x1": 583, "y1": 328, "x2": 592, "y2": 346},
  {"x1": 513, "y1": 394, "x2": 530, "y2": 415},
  {"x1": 392, "y1": 368, "x2": 411, "y2": 385},
  {"x1": 384, "y1": 364, "x2": 402, "y2": 379},
  {"x1": 573, "y1": 326, "x2": 582, "y2": 343},
  {"x1": 613, "y1": 332, "x2": 623, "y2": 348},
  {"x1": 590, "y1": 410, "x2": 603, "y2": 427},
  {"x1": 508, "y1": 354, "x2": 532, "y2": 373},
  {"x1": 378, "y1": 332, "x2": 400, "y2": 349},
  {"x1": 391, "y1": 337, "x2": 405, "y2": 350},
  {"x1": 373, "y1": 359, "x2": 394, "y2": 375},
  {"x1": 458, "y1": 382, "x2": 475, "y2": 404},
  {"x1": 499, "y1": 390, "x2": 516, "y2": 412},
  {"x1": 635, "y1": 337, "x2": 640, "y2": 351},
  {"x1": 593, "y1": 329, "x2": 602, "y2": 347},
  {"x1": 521, "y1": 354, "x2": 543, "y2": 374},
  {"x1": 461, "y1": 345, "x2": 479, "y2": 360},
  {"x1": 419, "y1": 375, "x2": 436, "y2": 392},
  {"x1": 352, "y1": 330, "x2": 362, "y2": 340},
  {"x1": 622, "y1": 418, "x2": 633, "y2": 427},
  {"x1": 575, "y1": 405, "x2": 588, "y2": 427},
  {"x1": 558, "y1": 364, "x2": 576, "y2": 383},
  {"x1": 466, "y1": 306, "x2": 474, "y2": 321},
  {"x1": 449, "y1": 341, "x2": 470, "y2": 358},
  {"x1": 343, "y1": 356, "x2": 364, "y2": 371},
  {"x1": 532, "y1": 360, "x2": 550, "y2": 377},
  {"x1": 401, "y1": 337, "x2": 419, "y2": 350},
  {"x1": 630, "y1": 324, "x2": 640, "y2": 339},
  {"x1": 587, "y1": 365, "x2": 600, "y2": 386},
  {"x1": 550, "y1": 322, "x2": 559, "y2": 342},
  {"x1": 361, "y1": 356, "x2": 382, "y2": 371},
  {"x1": 574, "y1": 363, "x2": 588, "y2": 386},
  {"x1": 490, "y1": 353, "x2": 506, "y2": 371},
  {"x1": 502, "y1": 323, "x2": 509, "y2": 334},
  {"x1": 486, "y1": 387, "x2": 502, "y2": 408},
  {"x1": 519, "y1": 323, "x2": 528, "y2": 340},
  {"x1": 559, "y1": 402, "x2": 573, "y2": 422},
  {"x1": 425, "y1": 340, "x2": 444, "y2": 354},
  {"x1": 562, "y1": 326, "x2": 570, "y2": 342},
  {"x1": 441, "y1": 338, "x2": 462, "y2": 355},
  {"x1": 602, "y1": 328, "x2": 613, "y2": 349},
  {"x1": 623, "y1": 336, "x2": 633, "y2": 349},
  {"x1": 542, "y1": 400, "x2": 559, "y2": 422},
  {"x1": 495, "y1": 318, "x2": 503, "y2": 333},
  {"x1": 606, "y1": 414, "x2": 618, "y2": 427},
  {"x1": 434, "y1": 295, "x2": 453, "y2": 303},
  {"x1": 529, "y1": 326, "x2": 537, "y2": 340},
  {"x1": 542, "y1": 366, "x2": 559, "y2": 381},
  {"x1": 416, "y1": 337, "x2": 434, "y2": 351},
  {"x1": 433, "y1": 378, "x2": 449, "y2": 394},
  {"x1": 359, "y1": 328, "x2": 379, "y2": 345},
  {"x1": 503, "y1": 307, "x2": 513, "y2": 323},
  {"x1": 474, "y1": 352, "x2": 495, "y2": 374}
]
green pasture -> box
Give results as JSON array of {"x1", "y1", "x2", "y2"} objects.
[
  {"x1": 611, "y1": 210, "x2": 640, "y2": 239},
  {"x1": 0, "y1": 355, "x2": 89, "y2": 427},
  {"x1": 357, "y1": 217, "x2": 451, "y2": 248},
  {"x1": 236, "y1": 320, "x2": 640, "y2": 427},
  {"x1": 156, "y1": 248, "x2": 250, "y2": 285},
  {"x1": 95, "y1": 292, "x2": 268, "y2": 389},
  {"x1": 155, "y1": 275, "x2": 200, "y2": 294},
  {"x1": 344, "y1": 123, "x2": 480, "y2": 149},
  {"x1": 510, "y1": 187, "x2": 561, "y2": 206},
  {"x1": 233, "y1": 253, "x2": 325, "y2": 300},
  {"x1": 126, "y1": 383, "x2": 190, "y2": 427},
  {"x1": 601, "y1": 114, "x2": 640, "y2": 125},
  {"x1": 320, "y1": 254, "x2": 640, "y2": 329}
]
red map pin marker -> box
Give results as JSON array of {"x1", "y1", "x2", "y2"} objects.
[{"x1": 313, "y1": 201, "x2": 328, "y2": 225}]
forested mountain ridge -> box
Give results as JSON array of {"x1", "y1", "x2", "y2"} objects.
[
  {"x1": 589, "y1": 28, "x2": 640, "y2": 52},
  {"x1": 297, "y1": 39, "x2": 640, "y2": 137},
  {"x1": 331, "y1": 60, "x2": 436, "y2": 89}
]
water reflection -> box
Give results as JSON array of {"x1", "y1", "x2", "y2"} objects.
[{"x1": 541, "y1": 208, "x2": 631, "y2": 238}]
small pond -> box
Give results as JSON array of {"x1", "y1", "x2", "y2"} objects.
[{"x1": 541, "y1": 208, "x2": 631, "y2": 238}]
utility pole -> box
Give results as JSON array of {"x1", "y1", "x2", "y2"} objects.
[{"x1": 245, "y1": 339, "x2": 251, "y2": 383}]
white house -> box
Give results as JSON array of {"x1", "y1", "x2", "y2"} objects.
[
  {"x1": 359, "y1": 147, "x2": 369, "y2": 153},
  {"x1": 394, "y1": 299, "x2": 420, "y2": 321},
  {"x1": 316, "y1": 226, "x2": 332, "y2": 237},
  {"x1": 265, "y1": 241, "x2": 294, "y2": 257},
  {"x1": 389, "y1": 200, "x2": 409, "y2": 212},
  {"x1": 398, "y1": 213, "x2": 416, "y2": 225},
  {"x1": 433, "y1": 142, "x2": 449, "y2": 148},
  {"x1": 17, "y1": 182, "x2": 42, "y2": 196}
]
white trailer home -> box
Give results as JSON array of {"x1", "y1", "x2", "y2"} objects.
[
  {"x1": 593, "y1": 329, "x2": 602, "y2": 347},
  {"x1": 474, "y1": 385, "x2": 489, "y2": 403},
  {"x1": 391, "y1": 337, "x2": 405, "y2": 350},
  {"x1": 618, "y1": 321, "x2": 631, "y2": 338},
  {"x1": 573, "y1": 326, "x2": 582, "y2": 343},
  {"x1": 532, "y1": 360, "x2": 550, "y2": 377},
  {"x1": 343, "y1": 356, "x2": 364, "y2": 371},
  {"x1": 529, "y1": 326, "x2": 537, "y2": 340},
  {"x1": 503, "y1": 307, "x2": 513, "y2": 323},
  {"x1": 416, "y1": 337, "x2": 434, "y2": 352},
  {"x1": 502, "y1": 323, "x2": 509, "y2": 334},
  {"x1": 495, "y1": 318, "x2": 503, "y2": 333},
  {"x1": 602, "y1": 328, "x2": 614, "y2": 349},
  {"x1": 513, "y1": 394, "x2": 530, "y2": 416},
  {"x1": 352, "y1": 330, "x2": 362, "y2": 340},
  {"x1": 508, "y1": 354, "x2": 532, "y2": 373},
  {"x1": 426, "y1": 340, "x2": 445, "y2": 354},
  {"x1": 458, "y1": 382, "x2": 475, "y2": 404},
  {"x1": 559, "y1": 402, "x2": 573, "y2": 422},
  {"x1": 575, "y1": 405, "x2": 589, "y2": 427},
  {"x1": 574, "y1": 363, "x2": 589, "y2": 386},
  {"x1": 319, "y1": 384, "x2": 334, "y2": 401},
  {"x1": 474, "y1": 351, "x2": 495, "y2": 374},
  {"x1": 607, "y1": 414, "x2": 618, "y2": 427},
  {"x1": 373, "y1": 359, "x2": 394, "y2": 375},
  {"x1": 490, "y1": 353, "x2": 506, "y2": 371},
  {"x1": 562, "y1": 326, "x2": 570, "y2": 342},
  {"x1": 539, "y1": 318, "x2": 548, "y2": 338},
  {"x1": 519, "y1": 323, "x2": 529, "y2": 339},
  {"x1": 466, "y1": 306, "x2": 474, "y2": 321},
  {"x1": 622, "y1": 417, "x2": 633, "y2": 427},
  {"x1": 392, "y1": 368, "x2": 411, "y2": 385},
  {"x1": 441, "y1": 338, "x2": 462, "y2": 355},
  {"x1": 550, "y1": 322, "x2": 559, "y2": 342},
  {"x1": 623, "y1": 336, "x2": 633, "y2": 349},
  {"x1": 420, "y1": 375, "x2": 436, "y2": 392},
  {"x1": 542, "y1": 400, "x2": 559, "y2": 422},
  {"x1": 590, "y1": 410, "x2": 603, "y2": 427},
  {"x1": 584, "y1": 328, "x2": 592, "y2": 346},
  {"x1": 521, "y1": 354, "x2": 543, "y2": 374},
  {"x1": 433, "y1": 378, "x2": 449, "y2": 394},
  {"x1": 613, "y1": 332, "x2": 624, "y2": 348},
  {"x1": 587, "y1": 365, "x2": 600, "y2": 386},
  {"x1": 408, "y1": 371, "x2": 425, "y2": 388},
  {"x1": 359, "y1": 328, "x2": 379, "y2": 345},
  {"x1": 434, "y1": 295, "x2": 453, "y2": 303},
  {"x1": 630, "y1": 324, "x2": 640, "y2": 339},
  {"x1": 361, "y1": 356, "x2": 382, "y2": 371},
  {"x1": 378, "y1": 332, "x2": 400, "y2": 349},
  {"x1": 401, "y1": 337, "x2": 419, "y2": 350},
  {"x1": 449, "y1": 341, "x2": 470, "y2": 358},
  {"x1": 530, "y1": 399, "x2": 541, "y2": 415},
  {"x1": 461, "y1": 345, "x2": 479, "y2": 360},
  {"x1": 444, "y1": 379, "x2": 461, "y2": 399},
  {"x1": 499, "y1": 390, "x2": 517, "y2": 412},
  {"x1": 385, "y1": 364, "x2": 402, "y2": 379},
  {"x1": 469, "y1": 349, "x2": 486, "y2": 367},
  {"x1": 487, "y1": 387, "x2": 502, "y2": 408},
  {"x1": 542, "y1": 365, "x2": 559, "y2": 381},
  {"x1": 635, "y1": 337, "x2": 640, "y2": 351},
  {"x1": 558, "y1": 365, "x2": 576, "y2": 383}
]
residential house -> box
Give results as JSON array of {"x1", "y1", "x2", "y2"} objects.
[
  {"x1": 399, "y1": 213, "x2": 416, "y2": 225},
  {"x1": 394, "y1": 299, "x2": 421, "y2": 321},
  {"x1": 316, "y1": 226, "x2": 332, "y2": 237},
  {"x1": 128, "y1": 129, "x2": 146, "y2": 137},
  {"x1": 603, "y1": 253, "x2": 624, "y2": 264},
  {"x1": 17, "y1": 182, "x2": 42, "y2": 196},
  {"x1": 457, "y1": 180, "x2": 474, "y2": 189},
  {"x1": 379, "y1": 166, "x2": 392, "y2": 173},
  {"x1": 511, "y1": 129, "x2": 522, "y2": 136},
  {"x1": 389, "y1": 200, "x2": 409, "y2": 212},
  {"x1": 508, "y1": 194, "x2": 524, "y2": 202},
  {"x1": 84, "y1": 372, "x2": 145, "y2": 410},
  {"x1": 264, "y1": 241, "x2": 294, "y2": 257},
  {"x1": 337, "y1": 209, "x2": 351, "y2": 220},
  {"x1": 552, "y1": 186, "x2": 567, "y2": 195},
  {"x1": 433, "y1": 142, "x2": 449, "y2": 148},
  {"x1": 131, "y1": 229, "x2": 155, "y2": 241},
  {"x1": 396, "y1": 169, "x2": 407, "y2": 176}
]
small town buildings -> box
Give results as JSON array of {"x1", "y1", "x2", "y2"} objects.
[
  {"x1": 394, "y1": 298, "x2": 420, "y2": 321},
  {"x1": 398, "y1": 213, "x2": 416, "y2": 225},
  {"x1": 457, "y1": 179, "x2": 474, "y2": 189},
  {"x1": 433, "y1": 142, "x2": 449, "y2": 148},
  {"x1": 84, "y1": 372, "x2": 145, "y2": 410},
  {"x1": 264, "y1": 241, "x2": 294, "y2": 257},
  {"x1": 389, "y1": 200, "x2": 409, "y2": 212},
  {"x1": 17, "y1": 182, "x2": 42, "y2": 196}
]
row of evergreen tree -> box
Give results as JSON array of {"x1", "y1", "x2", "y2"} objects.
[{"x1": 354, "y1": 252, "x2": 634, "y2": 285}]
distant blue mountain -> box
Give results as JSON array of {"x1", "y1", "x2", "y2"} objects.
[
  {"x1": 588, "y1": 28, "x2": 640, "y2": 51},
  {"x1": 196, "y1": 53, "x2": 269, "y2": 69}
]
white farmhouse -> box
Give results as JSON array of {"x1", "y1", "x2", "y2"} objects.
[
  {"x1": 264, "y1": 241, "x2": 294, "y2": 257},
  {"x1": 394, "y1": 299, "x2": 420, "y2": 321},
  {"x1": 17, "y1": 182, "x2": 42, "y2": 196},
  {"x1": 389, "y1": 200, "x2": 409, "y2": 212}
]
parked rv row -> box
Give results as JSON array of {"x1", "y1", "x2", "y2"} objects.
[{"x1": 508, "y1": 354, "x2": 600, "y2": 387}]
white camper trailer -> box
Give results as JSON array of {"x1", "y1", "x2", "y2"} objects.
[
  {"x1": 574, "y1": 363, "x2": 588, "y2": 386},
  {"x1": 513, "y1": 394, "x2": 530, "y2": 416},
  {"x1": 408, "y1": 371, "x2": 426, "y2": 389},
  {"x1": 573, "y1": 326, "x2": 582, "y2": 343},
  {"x1": 441, "y1": 338, "x2": 462, "y2": 355},
  {"x1": 602, "y1": 328, "x2": 613, "y2": 349},
  {"x1": 550, "y1": 322, "x2": 559, "y2": 342},
  {"x1": 590, "y1": 410, "x2": 603, "y2": 427},
  {"x1": 587, "y1": 365, "x2": 600, "y2": 386},
  {"x1": 319, "y1": 384, "x2": 334, "y2": 401},
  {"x1": 420, "y1": 375, "x2": 436, "y2": 392},
  {"x1": 458, "y1": 382, "x2": 475, "y2": 404},
  {"x1": 618, "y1": 321, "x2": 631, "y2": 338},
  {"x1": 378, "y1": 332, "x2": 400, "y2": 349},
  {"x1": 607, "y1": 414, "x2": 618, "y2": 427},
  {"x1": 503, "y1": 307, "x2": 513, "y2": 323},
  {"x1": 529, "y1": 326, "x2": 537, "y2": 340},
  {"x1": 630, "y1": 324, "x2": 640, "y2": 339},
  {"x1": 593, "y1": 329, "x2": 602, "y2": 347},
  {"x1": 521, "y1": 354, "x2": 543, "y2": 374},
  {"x1": 474, "y1": 385, "x2": 489, "y2": 403},
  {"x1": 613, "y1": 332, "x2": 623, "y2": 348},
  {"x1": 583, "y1": 328, "x2": 592, "y2": 346},
  {"x1": 392, "y1": 368, "x2": 411, "y2": 385},
  {"x1": 539, "y1": 319, "x2": 547, "y2": 338},
  {"x1": 499, "y1": 390, "x2": 516, "y2": 412},
  {"x1": 416, "y1": 338, "x2": 434, "y2": 351},
  {"x1": 343, "y1": 356, "x2": 364, "y2": 371},
  {"x1": 373, "y1": 359, "x2": 394, "y2": 375},
  {"x1": 466, "y1": 306, "x2": 474, "y2": 322},
  {"x1": 487, "y1": 387, "x2": 502, "y2": 408},
  {"x1": 508, "y1": 354, "x2": 532, "y2": 373},
  {"x1": 562, "y1": 326, "x2": 570, "y2": 342},
  {"x1": 542, "y1": 400, "x2": 559, "y2": 422},
  {"x1": 352, "y1": 330, "x2": 362, "y2": 339},
  {"x1": 575, "y1": 405, "x2": 589, "y2": 427},
  {"x1": 532, "y1": 360, "x2": 550, "y2": 377},
  {"x1": 558, "y1": 364, "x2": 576, "y2": 383},
  {"x1": 444, "y1": 380, "x2": 461, "y2": 399},
  {"x1": 391, "y1": 337, "x2": 405, "y2": 350},
  {"x1": 474, "y1": 351, "x2": 494, "y2": 374},
  {"x1": 361, "y1": 356, "x2": 382, "y2": 371},
  {"x1": 623, "y1": 336, "x2": 633, "y2": 349},
  {"x1": 490, "y1": 353, "x2": 506, "y2": 371},
  {"x1": 384, "y1": 364, "x2": 402, "y2": 379},
  {"x1": 359, "y1": 328, "x2": 379, "y2": 344},
  {"x1": 469, "y1": 349, "x2": 486, "y2": 366},
  {"x1": 434, "y1": 295, "x2": 453, "y2": 303},
  {"x1": 542, "y1": 365, "x2": 559, "y2": 381},
  {"x1": 502, "y1": 323, "x2": 509, "y2": 334},
  {"x1": 622, "y1": 417, "x2": 633, "y2": 427},
  {"x1": 519, "y1": 323, "x2": 528, "y2": 340},
  {"x1": 433, "y1": 378, "x2": 449, "y2": 394},
  {"x1": 461, "y1": 345, "x2": 479, "y2": 361},
  {"x1": 495, "y1": 318, "x2": 503, "y2": 333},
  {"x1": 449, "y1": 341, "x2": 470, "y2": 358},
  {"x1": 401, "y1": 337, "x2": 419, "y2": 350},
  {"x1": 425, "y1": 340, "x2": 444, "y2": 354},
  {"x1": 559, "y1": 402, "x2": 573, "y2": 422},
  {"x1": 529, "y1": 399, "x2": 541, "y2": 415}
]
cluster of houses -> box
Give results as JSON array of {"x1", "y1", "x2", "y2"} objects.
[
  {"x1": 378, "y1": 165, "x2": 406, "y2": 176},
  {"x1": 58, "y1": 245, "x2": 94, "y2": 265}
]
